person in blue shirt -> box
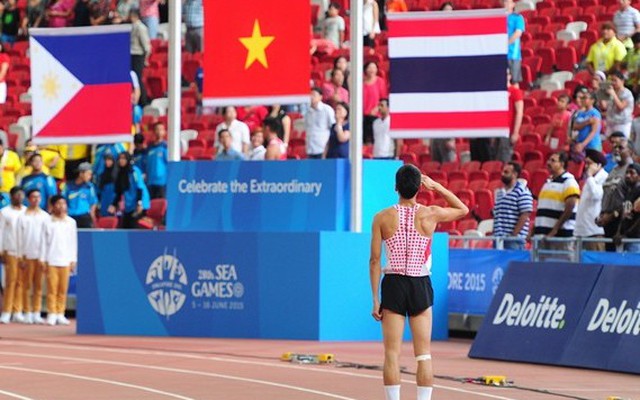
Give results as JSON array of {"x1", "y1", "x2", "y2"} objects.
[
  {"x1": 109, "y1": 152, "x2": 150, "y2": 229},
  {"x1": 505, "y1": 0, "x2": 525, "y2": 84},
  {"x1": 132, "y1": 133, "x2": 148, "y2": 173},
  {"x1": 21, "y1": 153, "x2": 58, "y2": 211},
  {"x1": 325, "y1": 102, "x2": 351, "y2": 159},
  {"x1": 572, "y1": 92, "x2": 603, "y2": 159},
  {"x1": 96, "y1": 153, "x2": 117, "y2": 217},
  {"x1": 216, "y1": 129, "x2": 245, "y2": 160},
  {"x1": 146, "y1": 123, "x2": 168, "y2": 199},
  {"x1": 604, "y1": 132, "x2": 627, "y2": 172},
  {"x1": 62, "y1": 162, "x2": 98, "y2": 228},
  {"x1": 94, "y1": 143, "x2": 127, "y2": 179}
]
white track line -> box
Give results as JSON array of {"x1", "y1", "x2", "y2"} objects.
[
  {"x1": 0, "y1": 389, "x2": 35, "y2": 400},
  {"x1": 0, "y1": 342, "x2": 521, "y2": 400},
  {"x1": 0, "y1": 352, "x2": 358, "y2": 400},
  {"x1": 0, "y1": 365, "x2": 195, "y2": 400}
]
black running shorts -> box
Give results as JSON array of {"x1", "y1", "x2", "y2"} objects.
[{"x1": 381, "y1": 274, "x2": 434, "y2": 316}]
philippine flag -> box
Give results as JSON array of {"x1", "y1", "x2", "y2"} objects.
[
  {"x1": 30, "y1": 26, "x2": 132, "y2": 144},
  {"x1": 387, "y1": 10, "x2": 509, "y2": 139}
]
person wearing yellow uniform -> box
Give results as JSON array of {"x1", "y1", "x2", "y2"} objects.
[
  {"x1": 40, "y1": 145, "x2": 66, "y2": 183},
  {"x1": 587, "y1": 23, "x2": 628, "y2": 74},
  {"x1": 64, "y1": 144, "x2": 90, "y2": 181},
  {"x1": 0, "y1": 139, "x2": 22, "y2": 205}
]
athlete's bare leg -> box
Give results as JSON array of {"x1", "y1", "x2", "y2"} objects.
[
  {"x1": 409, "y1": 307, "x2": 433, "y2": 387},
  {"x1": 382, "y1": 309, "x2": 405, "y2": 385}
]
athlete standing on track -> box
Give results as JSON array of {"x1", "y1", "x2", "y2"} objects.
[{"x1": 370, "y1": 165, "x2": 469, "y2": 400}]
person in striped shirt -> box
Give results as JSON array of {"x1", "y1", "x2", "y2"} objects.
[
  {"x1": 533, "y1": 152, "x2": 581, "y2": 253},
  {"x1": 614, "y1": 0, "x2": 640, "y2": 48},
  {"x1": 493, "y1": 162, "x2": 533, "y2": 250}
]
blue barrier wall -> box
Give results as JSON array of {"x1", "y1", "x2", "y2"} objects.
[
  {"x1": 469, "y1": 261, "x2": 640, "y2": 374},
  {"x1": 77, "y1": 231, "x2": 449, "y2": 341}
]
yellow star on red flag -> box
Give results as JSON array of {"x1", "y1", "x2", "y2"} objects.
[{"x1": 239, "y1": 19, "x2": 275, "y2": 69}]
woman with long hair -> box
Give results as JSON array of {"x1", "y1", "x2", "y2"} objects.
[{"x1": 108, "y1": 152, "x2": 150, "y2": 229}]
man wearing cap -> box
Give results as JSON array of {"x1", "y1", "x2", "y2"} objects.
[
  {"x1": 62, "y1": 162, "x2": 98, "y2": 228},
  {"x1": 587, "y1": 23, "x2": 627, "y2": 74},
  {"x1": 575, "y1": 150, "x2": 609, "y2": 251},
  {"x1": 615, "y1": 162, "x2": 640, "y2": 251},
  {"x1": 606, "y1": 71, "x2": 635, "y2": 138}
]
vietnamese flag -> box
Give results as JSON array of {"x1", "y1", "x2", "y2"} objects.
[{"x1": 203, "y1": 0, "x2": 311, "y2": 106}]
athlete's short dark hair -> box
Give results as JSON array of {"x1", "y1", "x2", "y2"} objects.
[{"x1": 395, "y1": 165, "x2": 421, "y2": 199}]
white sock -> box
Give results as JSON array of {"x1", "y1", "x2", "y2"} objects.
[
  {"x1": 417, "y1": 386, "x2": 432, "y2": 400},
  {"x1": 384, "y1": 385, "x2": 401, "y2": 400}
]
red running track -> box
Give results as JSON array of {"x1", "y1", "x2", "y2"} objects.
[{"x1": 0, "y1": 322, "x2": 638, "y2": 400}]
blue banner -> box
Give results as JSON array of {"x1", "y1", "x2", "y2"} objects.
[
  {"x1": 581, "y1": 251, "x2": 640, "y2": 266},
  {"x1": 448, "y1": 250, "x2": 530, "y2": 315},
  {"x1": 561, "y1": 265, "x2": 640, "y2": 374},
  {"x1": 77, "y1": 231, "x2": 450, "y2": 341},
  {"x1": 469, "y1": 262, "x2": 602, "y2": 364},
  {"x1": 166, "y1": 160, "x2": 350, "y2": 232}
]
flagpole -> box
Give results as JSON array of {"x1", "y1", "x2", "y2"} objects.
[
  {"x1": 167, "y1": 0, "x2": 182, "y2": 162},
  {"x1": 349, "y1": 0, "x2": 364, "y2": 233}
]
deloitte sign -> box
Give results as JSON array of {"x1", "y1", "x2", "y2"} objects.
[{"x1": 492, "y1": 294, "x2": 566, "y2": 330}]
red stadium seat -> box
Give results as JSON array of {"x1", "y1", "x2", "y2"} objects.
[
  {"x1": 487, "y1": 179, "x2": 503, "y2": 193},
  {"x1": 482, "y1": 160, "x2": 503, "y2": 174},
  {"x1": 97, "y1": 217, "x2": 119, "y2": 229},
  {"x1": 440, "y1": 161, "x2": 460, "y2": 173},
  {"x1": 556, "y1": 47, "x2": 578, "y2": 71},
  {"x1": 474, "y1": 189, "x2": 494, "y2": 220},
  {"x1": 568, "y1": 160, "x2": 585, "y2": 179},
  {"x1": 455, "y1": 189, "x2": 476, "y2": 210},
  {"x1": 457, "y1": 218, "x2": 479, "y2": 232},
  {"x1": 535, "y1": 47, "x2": 556, "y2": 75},
  {"x1": 469, "y1": 170, "x2": 490, "y2": 183},
  {"x1": 448, "y1": 170, "x2": 468, "y2": 182},
  {"x1": 530, "y1": 169, "x2": 550, "y2": 197},
  {"x1": 421, "y1": 161, "x2": 440, "y2": 173},
  {"x1": 461, "y1": 160, "x2": 481, "y2": 173},
  {"x1": 399, "y1": 152, "x2": 418, "y2": 165}
]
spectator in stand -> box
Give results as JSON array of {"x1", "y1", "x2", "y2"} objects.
[
  {"x1": 0, "y1": 187, "x2": 26, "y2": 324},
  {"x1": 109, "y1": 152, "x2": 150, "y2": 228},
  {"x1": 248, "y1": 129, "x2": 266, "y2": 161},
  {"x1": 363, "y1": 0, "x2": 381, "y2": 49},
  {"x1": 17, "y1": 143, "x2": 46, "y2": 183},
  {"x1": 41, "y1": 195, "x2": 77, "y2": 326},
  {"x1": 587, "y1": 23, "x2": 627, "y2": 74},
  {"x1": 146, "y1": 122, "x2": 168, "y2": 199},
  {"x1": 140, "y1": 0, "x2": 164, "y2": 39},
  {"x1": 505, "y1": 0, "x2": 525, "y2": 85},
  {"x1": 497, "y1": 68, "x2": 524, "y2": 162},
  {"x1": 267, "y1": 105, "x2": 291, "y2": 145},
  {"x1": 532, "y1": 152, "x2": 581, "y2": 254},
  {"x1": 605, "y1": 131, "x2": 627, "y2": 172},
  {"x1": 1, "y1": 0, "x2": 21, "y2": 45},
  {"x1": 40, "y1": 145, "x2": 66, "y2": 185},
  {"x1": 624, "y1": 33, "x2": 640, "y2": 95},
  {"x1": 322, "y1": 68, "x2": 350, "y2": 108},
  {"x1": 96, "y1": 153, "x2": 117, "y2": 217},
  {"x1": 89, "y1": 0, "x2": 110, "y2": 25},
  {"x1": 21, "y1": 153, "x2": 58, "y2": 210},
  {"x1": 613, "y1": 0, "x2": 640, "y2": 49},
  {"x1": 387, "y1": 0, "x2": 408, "y2": 12},
  {"x1": 0, "y1": 44, "x2": 9, "y2": 104},
  {"x1": 431, "y1": 138, "x2": 456, "y2": 163},
  {"x1": 305, "y1": 87, "x2": 336, "y2": 159},
  {"x1": 216, "y1": 129, "x2": 245, "y2": 161},
  {"x1": 571, "y1": 92, "x2": 603, "y2": 161},
  {"x1": 334, "y1": 55, "x2": 350, "y2": 90},
  {"x1": 183, "y1": 0, "x2": 203, "y2": 53},
  {"x1": 130, "y1": 8, "x2": 151, "y2": 106},
  {"x1": 73, "y1": 0, "x2": 91, "y2": 26},
  {"x1": 215, "y1": 106, "x2": 250, "y2": 155},
  {"x1": 0, "y1": 139, "x2": 22, "y2": 204},
  {"x1": 17, "y1": 189, "x2": 49, "y2": 325},
  {"x1": 545, "y1": 94, "x2": 572, "y2": 151},
  {"x1": 46, "y1": 0, "x2": 74, "y2": 28},
  {"x1": 373, "y1": 98, "x2": 400, "y2": 159},
  {"x1": 615, "y1": 163, "x2": 640, "y2": 250},
  {"x1": 94, "y1": 142, "x2": 126, "y2": 178},
  {"x1": 592, "y1": 70, "x2": 610, "y2": 113},
  {"x1": 440, "y1": 2, "x2": 453, "y2": 10},
  {"x1": 22, "y1": 0, "x2": 46, "y2": 33},
  {"x1": 132, "y1": 133, "x2": 147, "y2": 171},
  {"x1": 63, "y1": 162, "x2": 98, "y2": 228},
  {"x1": 606, "y1": 70, "x2": 635, "y2": 139},
  {"x1": 325, "y1": 102, "x2": 351, "y2": 159},
  {"x1": 597, "y1": 141, "x2": 634, "y2": 250},
  {"x1": 111, "y1": 0, "x2": 137, "y2": 24},
  {"x1": 263, "y1": 118, "x2": 287, "y2": 160},
  {"x1": 363, "y1": 61, "x2": 388, "y2": 145},
  {"x1": 574, "y1": 150, "x2": 609, "y2": 251},
  {"x1": 493, "y1": 162, "x2": 533, "y2": 250},
  {"x1": 324, "y1": 2, "x2": 345, "y2": 49},
  {"x1": 64, "y1": 144, "x2": 90, "y2": 181}
]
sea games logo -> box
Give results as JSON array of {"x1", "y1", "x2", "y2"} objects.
[
  {"x1": 145, "y1": 250, "x2": 188, "y2": 318},
  {"x1": 192, "y1": 264, "x2": 246, "y2": 310}
]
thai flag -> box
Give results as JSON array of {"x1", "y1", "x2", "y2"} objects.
[
  {"x1": 387, "y1": 10, "x2": 509, "y2": 139},
  {"x1": 30, "y1": 26, "x2": 132, "y2": 144}
]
